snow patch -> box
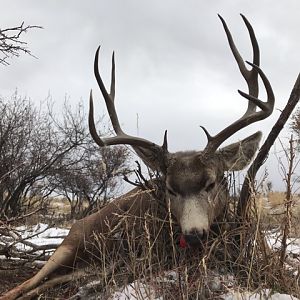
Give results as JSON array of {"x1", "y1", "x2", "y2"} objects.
[
  {"x1": 222, "y1": 289, "x2": 299, "y2": 300},
  {"x1": 110, "y1": 280, "x2": 162, "y2": 300},
  {"x1": 266, "y1": 230, "x2": 300, "y2": 256},
  {"x1": 16, "y1": 223, "x2": 69, "y2": 249}
]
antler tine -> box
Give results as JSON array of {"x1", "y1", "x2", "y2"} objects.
[
  {"x1": 202, "y1": 15, "x2": 274, "y2": 153},
  {"x1": 218, "y1": 13, "x2": 260, "y2": 117},
  {"x1": 238, "y1": 61, "x2": 274, "y2": 113},
  {"x1": 89, "y1": 46, "x2": 168, "y2": 152},
  {"x1": 89, "y1": 90, "x2": 105, "y2": 147},
  {"x1": 93, "y1": 46, "x2": 123, "y2": 135},
  {"x1": 218, "y1": 14, "x2": 259, "y2": 89}
]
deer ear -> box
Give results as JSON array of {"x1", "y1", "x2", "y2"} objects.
[
  {"x1": 133, "y1": 146, "x2": 167, "y2": 173},
  {"x1": 217, "y1": 131, "x2": 262, "y2": 171}
]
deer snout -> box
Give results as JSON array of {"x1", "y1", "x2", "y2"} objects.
[{"x1": 183, "y1": 229, "x2": 207, "y2": 247}]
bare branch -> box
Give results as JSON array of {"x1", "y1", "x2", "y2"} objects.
[{"x1": 0, "y1": 23, "x2": 42, "y2": 66}]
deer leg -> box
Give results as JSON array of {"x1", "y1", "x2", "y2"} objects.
[{"x1": 0, "y1": 244, "x2": 76, "y2": 300}]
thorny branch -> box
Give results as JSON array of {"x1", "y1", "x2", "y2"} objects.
[{"x1": 0, "y1": 22, "x2": 42, "y2": 65}]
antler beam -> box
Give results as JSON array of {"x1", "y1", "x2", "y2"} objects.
[{"x1": 89, "y1": 46, "x2": 168, "y2": 152}]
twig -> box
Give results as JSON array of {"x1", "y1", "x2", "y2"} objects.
[
  {"x1": 280, "y1": 135, "x2": 294, "y2": 267},
  {"x1": 0, "y1": 207, "x2": 44, "y2": 224},
  {"x1": 0, "y1": 23, "x2": 42, "y2": 65}
]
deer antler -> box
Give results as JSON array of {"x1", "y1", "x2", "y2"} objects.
[
  {"x1": 89, "y1": 46, "x2": 168, "y2": 153},
  {"x1": 201, "y1": 14, "x2": 275, "y2": 153}
]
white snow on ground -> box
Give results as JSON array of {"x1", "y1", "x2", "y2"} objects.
[
  {"x1": 110, "y1": 280, "x2": 300, "y2": 300},
  {"x1": 17, "y1": 223, "x2": 69, "y2": 247},
  {"x1": 17, "y1": 223, "x2": 69, "y2": 242},
  {"x1": 266, "y1": 230, "x2": 300, "y2": 256},
  {"x1": 111, "y1": 281, "x2": 162, "y2": 300},
  {"x1": 5, "y1": 223, "x2": 70, "y2": 254},
  {"x1": 222, "y1": 289, "x2": 299, "y2": 300}
]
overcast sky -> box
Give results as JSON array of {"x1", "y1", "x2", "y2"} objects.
[{"x1": 1, "y1": 1, "x2": 300, "y2": 190}]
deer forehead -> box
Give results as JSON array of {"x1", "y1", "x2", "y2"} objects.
[{"x1": 166, "y1": 152, "x2": 222, "y2": 191}]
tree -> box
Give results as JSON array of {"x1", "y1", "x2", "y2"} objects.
[
  {"x1": 49, "y1": 144, "x2": 129, "y2": 219},
  {"x1": 0, "y1": 22, "x2": 41, "y2": 65},
  {"x1": 291, "y1": 106, "x2": 300, "y2": 143},
  {"x1": 48, "y1": 103, "x2": 130, "y2": 218},
  {"x1": 0, "y1": 93, "x2": 130, "y2": 218},
  {"x1": 0, "y1": 92, "x2": 84, "y2": 216}
]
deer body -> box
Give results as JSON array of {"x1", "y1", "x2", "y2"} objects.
[
  {"x1": 0, "y1": 187, "x2": 164, "y2": 300},
  {"x1": 1, "y1": 15, "x2": 274, "y2": 299}
]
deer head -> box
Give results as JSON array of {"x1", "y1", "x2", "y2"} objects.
[{"x1": 89, "y1": 14, "x2": 274, "y2": 247}]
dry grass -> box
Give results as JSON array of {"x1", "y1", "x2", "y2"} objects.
[
  {"x1": 256, "y1": 192, "x2": 300, "y2": 237},
  {"x1": 37, "y1": 191, "x2": 300, "y2": 299},
  {"x1": 268, "y1": 191, "x2": 286, "y2": 207},
  {"x1": 9, "y1": 189, "x2": 300, "y2": 299},
  {"x1": 48, "y1": 197, "x2": 70, "y2": 214},
  {"x1": 17, "y1": 197, "x2": 75, "y2": 229}
]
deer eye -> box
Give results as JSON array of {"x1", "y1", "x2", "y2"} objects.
[{"x1": 205, "y1": 182, "x2": 215, "y2": 192}]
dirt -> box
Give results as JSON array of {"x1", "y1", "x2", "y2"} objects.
[
  {"x1": 0, "y1": 259, "x2": 38, "y2": 295},
  {"x1": 0, "y1": 259, "x2": 82, "y2": 299}
]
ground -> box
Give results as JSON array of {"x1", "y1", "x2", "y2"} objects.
[
  {"x1": 0, "y1": 260, "x2": 80, "y2": 299},
  {"x1": 0, "y1": 259, "x2": 37, "y2": 295}
]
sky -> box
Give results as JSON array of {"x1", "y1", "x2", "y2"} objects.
[{"x1": 1, "y1": 0, "x2": 300, "y2": 191}]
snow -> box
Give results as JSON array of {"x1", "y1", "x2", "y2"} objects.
[
  {"x1": 109, "y1": 282, "x2": 300, "y2": 300},
  {"x1": 222, "y1": 289, "x2": 299, "y2": 299},
  {"x1": 111, "y1": 281, "x2": 162, "y2": 300},
  {"x1": 266, "y1": 230, "x2": 300, "y2": 256},
  {"x1": 0, "y1": 223, "x2": 70, "y2": 255},
  {"x1": 18, "y1": 223, "x2": 69, "y2": 240},
  {"x1": 109, "y1": 281, "x2": 299, "y2": 300},
  {"x1": 16, "y1": 223, "x2": 69, "y2": 247}
]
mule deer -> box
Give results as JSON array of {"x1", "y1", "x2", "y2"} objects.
[{"x1": 1, "y1": 14, "x2": 274, "y2": 299}]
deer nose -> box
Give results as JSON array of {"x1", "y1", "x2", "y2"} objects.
[{"x1": 183, "y1": 229, "x2": 206, "y2": 247}]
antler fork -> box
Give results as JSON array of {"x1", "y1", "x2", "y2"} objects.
[
  {"x1": 89, "y1": 46, "x2": 168, "y2": 153},
  {"x1": 201, "y1": 14, "x2": 275, "y2": 153}
]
